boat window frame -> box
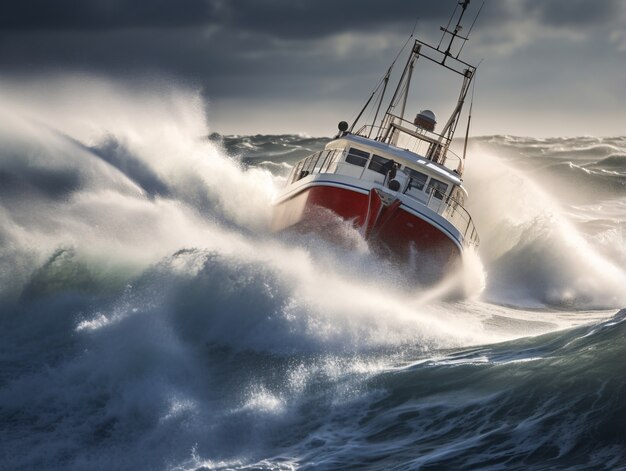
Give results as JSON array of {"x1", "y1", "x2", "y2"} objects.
[
  {"x1": 367, "y1": 154, "x2": 392, "y2": 175},
  {"x1": 405, "y1": 168, "x2": 429, "y2": 192},
  {"x1": 344, "y1": 147, "x2": 370, "y2": 168},
  {"x1": 426, "y1": 177, "x2": 449, "y2": 200}
]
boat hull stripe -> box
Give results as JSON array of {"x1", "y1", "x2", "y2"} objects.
[{"x1": 274, "y1": 179, "x2": 463, "y2": 250}]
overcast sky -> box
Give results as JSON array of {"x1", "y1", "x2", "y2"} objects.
[{"x1": 1, "y1": 0, "x2": 625, "y2": 137}]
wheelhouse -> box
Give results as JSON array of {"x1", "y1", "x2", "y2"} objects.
[{"x1": 285, "y1": 134, "x2": 478, "y2": 247}]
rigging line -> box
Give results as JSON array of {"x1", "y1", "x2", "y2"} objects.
[
  {"x1": 369, "y1": 70, "x2": 391, "y2": 138},
  {"x1": 362, "y1": 23, "x2": 417, "y2": 104},
  {"x1": 349, "y1": 89, "x2": 380, "y2": 133},
  {"x1": 438, "y1": 3, "x2": 459, "y2": 49},
  {"x1": 349, "y1": 24, "x2": 417, "y2": 131},
  {"x1": 409, "y1": 17, "x2": 418, "y2": 39},
  {"x1": 466, "y1": 1, "x2": 485, "y2": 37},
  {"x1": 390, "y1": 76, "x2": 410, "y2": 113},
  {"x1": 366, "y1": 81, "x2": 386, "y2": 122},
  {"x1": 364, "y1": 96, "x2": 377, "y2": 124},
  {"x1": 348, "y1": 68, "x2": 392, "y2": 131},
  {"x1": 462, "y1": 70, "x2": 477, "y2": 164},
  {"x1": 391, "y1": 23, "x2": 417, "y2": 69},
  {"x1": 457, "y1": 0, "x2": 485, "y2": 57}
]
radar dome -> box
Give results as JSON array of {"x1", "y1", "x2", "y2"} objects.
[{"x1": 414, "y1": 110, "x2": 436, "y2": 131}]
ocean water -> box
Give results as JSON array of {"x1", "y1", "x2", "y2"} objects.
[{"x1": 1, "y1": 80, "x2": 625, "y2": 470}]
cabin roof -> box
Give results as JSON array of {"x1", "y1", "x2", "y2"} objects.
[{"x1": 328, "y1": 134, "x2": 463, "y2": 187}]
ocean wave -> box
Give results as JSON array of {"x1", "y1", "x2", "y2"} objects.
[
  {"x1": 211, "y1": 133, "x2": 329, "y2": 165},
  {"x1": 2, "y1": 241, "x2": 623, "y2": 470},
  {"x1": 475, "y1": 136, "x2": 626, "y2": 169},
  {"x1": 537, "y1": 160, "x2": 626, "y2": 198},
  {"x1": 293, "y1": 310, "x2": 626, "y2": 470},
  {"x1": 589, "y1": 153, "x2": 626, "y2": 170},
  {"x1": 1, "y1": 77, "x2": 625, "y2": 471},
  {"x1": 463, "y1": 143, "x2": 626, "y2": 309}
]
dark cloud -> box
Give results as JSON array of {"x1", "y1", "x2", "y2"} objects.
[
  {"x1": 522, "y1": 0, "x2": 623, "y2": 28},
  {"x1": 0, "y1": 0, "x2": 436, "y2": 34},
  {"x1": 0, "y1": 0, "x2": 475, "y2": 88},
  {"x1": 0, "y1": 0, "x2": 624, "y2": 136},
  {"x1": 7, "y1": 0, "x2": 621, "y2": 36},
  {"x1": 2, "y1": 0, "x2": 623, "y2": 37},
  {"x1": 215, "y1": 0, "x2": 450, "y2": 39},
  {"x1": 0, "y1": 0, "x2": 215, "y2": 31}
]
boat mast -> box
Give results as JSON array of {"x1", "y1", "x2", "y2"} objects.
[
  {"x1": 429, "y1": 0, "x2": 475, "y2": 164},
  {"x1": 442, "y1": 0, "x2": 470, "y2": 64},
  {"x1": 399, "y1": 55, "x2": 416, "y2": 120},
  {"x1": 349, "y1": 32, "x2": 416, "y2": 135},
  {"x1": 431, "y1": 67, "x2": 473, "y2": 164},
  {"x1": 462, "y1": 82, "x2": 475, "y2": 171},
  {"x1": 372, "y1": 0, "x2": 479, "y2": 166},
  {"x1": 377, "y1": 42, "x2": 421, "y2": 142},
  {"x1": 368, "y1": 66, "x2": 392, "y2": 138}
]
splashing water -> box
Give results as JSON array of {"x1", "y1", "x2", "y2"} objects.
[
  {"x1": 1, "y1": 77, "x2": 624, "y2": 470},
  {"x1": 463, "y1": 141, "x2": 626, "y2": 308}
]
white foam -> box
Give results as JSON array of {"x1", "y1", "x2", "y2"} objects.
[
  {"x1": 464, "y1": 142, "x2": 626, "y2": 309},
  {"x1": 0, "y1": 77, "x2": 618, "y2": 358}
]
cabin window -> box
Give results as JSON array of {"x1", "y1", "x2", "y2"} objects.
[
  {"x1": 345, "y1": 147, "x2": 370, "y2": 167},
  {"x1": 427, "y1": 178, "x2": 449, "y2": 200},
  {"x1": 368, "y1": 154, "x2": 392, "y2": 174},
  {"x1": 406, "y1": 168, "x2": 429, "y2": 191}
]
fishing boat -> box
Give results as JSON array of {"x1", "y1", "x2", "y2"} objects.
[{"x1": 271, "y1": 1, "x2": 480, "y2": 283}]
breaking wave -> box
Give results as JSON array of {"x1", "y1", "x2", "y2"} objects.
[{"x1": 0, "y1": 77, "x2": 624, "y2": 470}]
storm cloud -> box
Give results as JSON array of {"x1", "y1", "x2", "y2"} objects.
[
  {"x1": 1, "y1": 0, "x2": 625, "y2": 136},
  {"x1": 3, "y1": 0, "x2": 622, "y2": 34}
]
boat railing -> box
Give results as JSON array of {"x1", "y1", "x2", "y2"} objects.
[
  {"x1": 424, "y1": 187, "x2": 479, "y2": 247},
  {"x1": 355, "y1": 116, "x2": 463, "y2": 174},
  {"x1": 286, "y1": 150, "x2": 479, "y2": 247},
  {"x1": 287, "y1": 149, "x2": 345, "y2": 184}
]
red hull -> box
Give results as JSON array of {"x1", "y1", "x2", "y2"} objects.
[{"x1": 272, "y1": 184, "x2": 461, "y2": 282}]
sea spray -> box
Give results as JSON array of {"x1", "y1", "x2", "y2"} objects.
[
  {"x1": 0, "y1": 78, "x2": 624, "y2": 470},
  {"x1": 464, "y1": 141, "x2": 626, "y2": 309}
]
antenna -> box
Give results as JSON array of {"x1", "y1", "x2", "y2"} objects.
[
  {"x1": 457, "y1": 1, "x2": 484, "y2": 58},
  {"x1": 437, "y1": 3, "x2": 459, "y2": 49},
  {"x1": 441, "y1": 0, "x2": 471, "y2": 60}
]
